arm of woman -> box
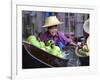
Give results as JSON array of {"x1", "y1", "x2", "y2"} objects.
[{"x1": 59, "y1": 32, "x2": 78, "y2": 47}]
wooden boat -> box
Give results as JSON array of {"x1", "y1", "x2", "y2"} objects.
[{"x1": 23, "y1": 41, "x2": 68, "y2": 67}]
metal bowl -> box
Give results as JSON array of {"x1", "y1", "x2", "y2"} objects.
[{"x1": 75, "y1": 47, "x2": 89, "y2": 57}]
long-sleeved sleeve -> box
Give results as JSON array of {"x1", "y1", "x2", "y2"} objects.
[{"x1": 58, "y1": 32, "x2": 72, "y2": 45}]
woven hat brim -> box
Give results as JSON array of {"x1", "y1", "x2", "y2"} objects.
[{"x1": 42, "y1": 22, "x2": 63, "y2": 27}]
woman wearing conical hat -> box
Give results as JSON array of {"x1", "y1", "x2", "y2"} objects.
[
  {"x1": 39, "y1": 16, "x2": 78, "y2": 50},
  {"x1": 75, "y1": 19, "x2": 90, "y2": 58}
]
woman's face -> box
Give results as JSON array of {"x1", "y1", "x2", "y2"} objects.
[{"x1": 48, "y1": 25, "x2": 58, "y2": 36}]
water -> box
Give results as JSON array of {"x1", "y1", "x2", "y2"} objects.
[{"x1": 62, "y1": 47, "x2": 81, "y2": 66}]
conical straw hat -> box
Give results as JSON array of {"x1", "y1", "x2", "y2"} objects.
[
  {"x1": 42, "y1": 16, "x2": 63, "y2": 27},
  {"x1": 83, "y1": 19, "x2": 89, "y2": 33}
]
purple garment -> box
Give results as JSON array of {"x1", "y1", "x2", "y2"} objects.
[{"x1": 39, "y1": 31, "x2": 72, "y2": 45}]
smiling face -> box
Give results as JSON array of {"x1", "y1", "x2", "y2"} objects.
[{"x1": 48, "y1": 25, "x2": 58, "y2": 36}]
